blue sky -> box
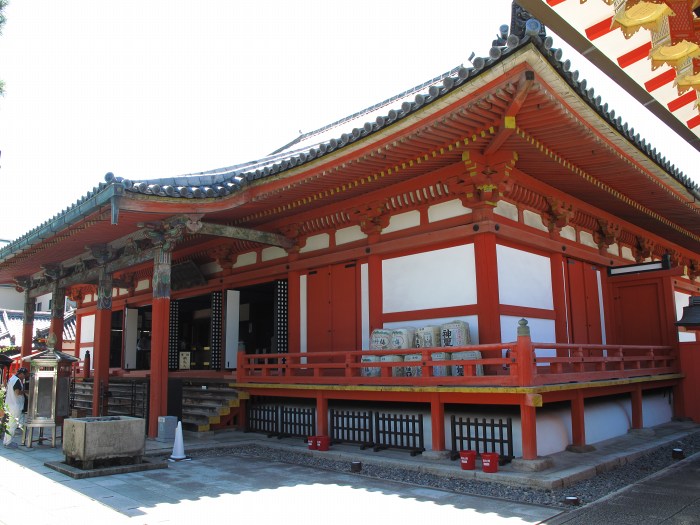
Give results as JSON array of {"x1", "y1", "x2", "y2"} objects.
[{"x1": 0, "y1": 0, "x2": 697, "y2": 242}]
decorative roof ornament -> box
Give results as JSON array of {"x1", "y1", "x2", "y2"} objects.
[
  {"x1": 510, "y1": 2, "x2": 547, "y2": 41},
  {"x1": 611, "y1": 0, "x2": 673, "y2": 39}
]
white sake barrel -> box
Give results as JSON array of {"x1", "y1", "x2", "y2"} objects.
[
  {"x1": 380, "y1": 354, "x2": 405, "y2": 377},
  {"x1": 440, "y1": 320, "x2": 471, "y2": 347},
  {"x1": 360, "y1": 355, "x2": 381, "y2": 377},
  {"x1": 390, "y1": 327, "x2": 416, "y2": 350},
  {"x1": 451, "y1": 350, "x2": 484, "y2": 376},
  {"x1": 370, "y1": 329, "x2": 392, "y2": 350},
  {"x1": 431, "y1": 351, "x2": 452, "y2": 377},
  {"x1": 414, "y1": 326, "x2": 440, "y2": 348},
  {"x1": 404, "y1": 353, "x2": 422, "y2": 377}
]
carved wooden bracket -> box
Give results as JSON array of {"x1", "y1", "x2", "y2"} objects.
[
  {"x1": 594, "y1": 219, "x2": 621, "y2": 254},
  {"x1": 447, "y1": 150, "x2": 517, "y2": 207},
  {"x1": 352, "y1": 201, "x2": 390, "y2": 236},
  {"x1": 633, "y1": 236, "x2": 655, "y2": 262},
  {"x1": 688, "y1": 259, "x2": 700, "y2": 280},
  {"x1": 279, "y1": 224, "x2": 307, "y2": 255},
  {"x1": 544, "y1": 197, "x2": 575, "y2": 238}
]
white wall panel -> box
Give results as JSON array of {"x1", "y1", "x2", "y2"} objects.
[
  {"x1": 382, "y1": 245, "x2": 476, "y2": 313},
  {"x1": 675, "y1": 290, "x2": 696, "y2": 342},
  {"x1": 497, "y1": 245, "x2": 553, "y2": 309}
]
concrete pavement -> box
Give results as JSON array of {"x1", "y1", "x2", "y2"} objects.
[{"x1": 1, "y1": 419, "x2": 698, "y2": 525}]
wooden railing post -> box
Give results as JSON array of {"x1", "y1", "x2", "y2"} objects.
[
  {"x1": 516, "y1": 319, "x2": 534, "y2": 386},
  {"x1": 237, "y1": 351, "x2": 246, "y2": 380}
]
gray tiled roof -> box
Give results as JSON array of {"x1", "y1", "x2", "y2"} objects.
[{"x1": 114, "y1": 10, "x2": 697, "y2": 202}]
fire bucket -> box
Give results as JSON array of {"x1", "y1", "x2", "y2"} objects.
[
  {"x1": 308, "y1": 436, "x2": 317, "y2": 450},
  {"x1": 316, "y1": 436, "x2": 330, "y2": 451},
  {"x1": 459, "y1": 450, "x2": 476, "y2": 470},
  {"x1": 481, "y1": 452, "x2": 499, "y2": 473}
]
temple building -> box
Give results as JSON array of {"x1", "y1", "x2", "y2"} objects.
[{"x1": 1, "y1": 3, "x2": 699, "y2": 464}]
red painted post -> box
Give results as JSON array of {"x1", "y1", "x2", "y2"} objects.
[
  {"x1": 516, "y1": 319, "x2": 534, "y2": 386},
  {"x1": 83, "y1": 350, "x2": 91, "y2": 379},
  {"x1": 430, "y1": 394, "x2": 446, "y2": 451},
  {"x1": 316, "y1": 395, "x2": 329, "y2": 437},
  {"x1": 520, "y1": 402, "x2": 538, "y2": 460},
  {"x1": 571, "y1": 392, "x2": 586, "y2": 448},
  {"x1": 148, "y1": 296, "x2": 170, "y2": 437},
  {"x1": 92, "y1": 307, "x2": 111, "y2": 416},
  {"x1": 631, "y1": 386, "x2": 643, "y2": 429}
]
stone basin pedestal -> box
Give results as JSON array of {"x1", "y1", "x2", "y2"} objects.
[{"x1": 63, "y1": 416, "x2": 146, "y2": 470}]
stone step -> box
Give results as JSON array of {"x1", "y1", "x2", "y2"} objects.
[{"x1": 182, "y1": 400, "x2": 229, "y2": 416}]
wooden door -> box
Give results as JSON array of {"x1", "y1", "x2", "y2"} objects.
[
  {"x1": 566, "y1": 259, "x2": 603, "y2": 344},
  {"x1": 306, "y1": 262, "x2": 358, "y2": 355},
  {"x1": 610, "y1": 279, "x2": 671, "y2": 346}
]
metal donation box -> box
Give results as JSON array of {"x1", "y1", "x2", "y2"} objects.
[{"x1": 23, "y1": 335, "x2": 78, "y2": 448}]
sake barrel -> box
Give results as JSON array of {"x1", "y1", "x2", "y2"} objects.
[
  {"x1": 440, "y1": 320, "x2": 471, "y2": 347},
  {"x1": 380, "y1": 354, "x2": 405, "y2": 377},
  {"x1": 360, "y1": 355, "x2": 381, "y2": 377},
  {"x1": 370, "y1": 329, "x2": 392, "y2": 350},
  {"x1": 404, "y1": 353, "x2": 422, "y2": 377},
  {"x1": 431, "y1": 351, "x2": 452, "y2": 376},
  {"x1": 390, "y1": 327, "x2": 416, "y2": 350},
  {"x1": 414, "y1": 326, "x2": 440, "y2": 348},
  {"x1": 451, "y1": 350, "x2": 484, "y2": 376}
]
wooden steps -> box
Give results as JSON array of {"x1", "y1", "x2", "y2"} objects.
[{"x1": 182, "y1": 382, "x2": 248, "y2": 432}]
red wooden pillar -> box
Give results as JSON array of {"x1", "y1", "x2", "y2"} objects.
[
  {"x1": 288, "y1": 270, "x2": 301, "y2": 354},
  {"x1": 147, "y1": 232, "x2": 178, "y2": 438},
  {"x1": 631, "y1": 386, "x2": 643, "y2": 430},
  {"x1": 92, "y1": 269, "x2": 113, "y2": 416},
  {"x1": 316, "y1": 395, "x2": 329, "y2": 437},
  {"x1": 571, "y1": 392, "x2": 586, "y2": 448},
  {"x1": 367, "y1": 254, "x2": 383, "y2": 332},
  {"x1": 550, "y1": 253, "x2": 568, "y2": 344},
  {"x1": 149, "y1": 296, "x2": 170, "y2": 436},
  {"x1": 430, "y1": 394, "x2": 446, "y2": 451},
  {"x1": 474, "y1": 232, "x2": 500, "y2": 344},
  {"x1": 520, "y1": 401, "x2": 538, "y2": 460}
]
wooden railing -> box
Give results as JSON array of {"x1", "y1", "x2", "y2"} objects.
[{"x1": 237, "y1": 335, "x2": 679, "y2": 388}]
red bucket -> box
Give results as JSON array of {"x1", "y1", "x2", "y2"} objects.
[
  {"x1": 459, "y1": 450, "x2": 476, "y2": 470},
  {"x1": 316, "y1": 436, "x2": 330, "y2": 451},
  {"x1": 308, "y1": 436, "x2": 317, "y2": 450},
  {"x1": 481, "y1": 452, "x2": 499, "y2": 473}
]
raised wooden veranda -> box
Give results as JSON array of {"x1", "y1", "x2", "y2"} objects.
[{"x1": 234, "y1": 320, "x2": 683, "y2": 460}]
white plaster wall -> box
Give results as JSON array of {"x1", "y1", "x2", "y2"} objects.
[
  {"x1": 382, "y1": 244, "x2": 476, "y2": 313},
  {"x1": 428, "y1": 199, "x2": 471, "y2": 222},
  {"x1": 382, "y1": 210, "x2": 421, "y2": 234},
  {"x1": 494, "y1": 201, "x2": 518, "y2": 221},
  {"x1": 262, "y1": 246, "x2": 287, "y2": 261},
  {"x1": 500, "y1": 315, "x2": 555, "y2": 343},
  {"x1": 607, "y1": 243, "x2": 620, "y2": 256},
  {"x1": 497, "y1": 245, "x2": 553, "y2": 309},
  {"x1": 0, "y1": 285, "x2": 23, "y2": 310},
  {"x1": 522, "y1": 210, "x2": 547, "y2": 232},
  {"x1": 234, "y1": 252, "x2": 257, "y2": 268},
  {"x1": 200, "y1": 261, "x2": 221, "y2": 276},
  {"x1": 560, "y1": 226, "x2": 576, "y2": 242},
  {"x1": 336, "y1": 225, "x2": 367, "y2": 245},
  {"x1": 579, "y1": 231, "x2": 597, "y2": 249},
  {"x1": 300, "y1": 233, "x2": 330, "y2": 253},
  {"x1": 136, "y1": 279, "x2": 150, "y2": 292},
  {"x1": 675, "y1": 290, "x2": 697, "y2": 343},
  {"x1": 79, "y1": 314, "x2": 95, "y2": 366},
  {"x1": 621, "y1": 246, "x2": 635, "y2": 261}
]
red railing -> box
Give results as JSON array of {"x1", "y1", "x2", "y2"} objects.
[{"x1": 236, "y1": 337, "x2": 679, "y2": 388}]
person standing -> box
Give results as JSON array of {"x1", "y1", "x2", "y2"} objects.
[{"x1": 3, "y1": 367, "x2": 28, "y2": 449}]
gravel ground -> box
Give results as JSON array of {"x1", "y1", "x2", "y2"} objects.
[{"x1": 186, "y1": 431, "x2": 700, "y2": 509}]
